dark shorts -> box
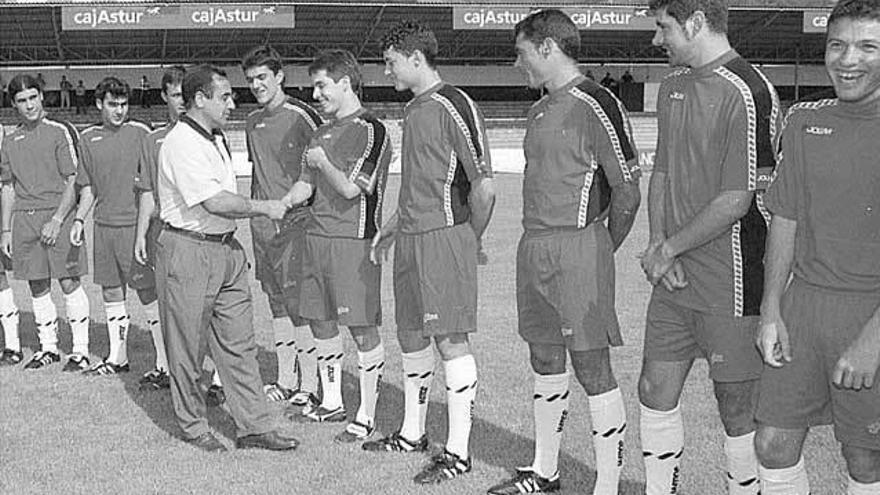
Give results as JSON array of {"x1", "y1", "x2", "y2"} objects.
[
  {"x1": 299, "y1": 234, "x2": 381, "y2": 327},
  {"x1": 250, "y1": 216, "x2": 305, "y2": 324},
  {"x1": 643, "y1": 288, "x2": 762, "y2": 382},
  {"x1": 394, "y1": 223, "x2": 477, "y2": 336},
  {"x1": 128, "y1": 216, "x2": 162, "y2": 291},
  {"x1": 517, "y1": 224, "x2": 622, "y2": 351},
  {"x1": 94, "y1": 223, "x2": 136, "y2": 287},
  {"x1": 756, "y1": 279, "x2": 880, "y2": 450},
  {"x1": 12, "y1": 209, "x2": 88, "y2": 281}
]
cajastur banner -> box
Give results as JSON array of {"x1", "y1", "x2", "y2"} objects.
[
  {"x1": 452, "y1": 6, "x2": 655, "y2": 31},
  {"x1": 60, "y1": 4, "x2": 295, "y2": 30}
]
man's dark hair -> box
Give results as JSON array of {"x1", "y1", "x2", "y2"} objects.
[
  {"x1": 161, "y1": 65, "x2": 186, "y2": 94},
  {"x1": 182, "y1": 64, "x2": 227, "y2": 108},
  {"x1": 514, "y1": 9, "x2": 581, "y2": 61},
  {"x1": 7, "y1": 74, "x2": 43, "y2": 98},
  {"x1": 95, "y1": 76, "x2": 130, "y2": 103},
  {"x1": 648, "y1": 0, "x2": 729, "y2": 34},
  {"x1": 308, "y1": 49, "x2": 362, "y2": 91},
  {"x1": 241, "y1": 45, "x2": 284, "y2": 74},
  {"x1": 381, "y1": 20, "x2": 438, "y2": 67},
  {"x1": 829, "y1": 0, "x2": 880, "y2": 27}
]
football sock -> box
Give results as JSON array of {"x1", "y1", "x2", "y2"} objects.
[
  {"x1": 31, "y1": 292, "x2": 58, "y2": 353},
  {"x1": 104, "y1": 299, "x2": 129, "y2": 365},
  {"x1": 316, "y1": 334, "x2": 344, "y2": 410},
  {"x1": 759, "y1": 457, "x2": 810, "y2": 495},
  {"x1": 64, "y1": 287, "x2": 90, "y2": 357},
  {"x1": 204, "y1": 356, "x2": 222, "y2": 386},
  {"x1": 641, "y1": 402, "x2": 684, "y2": 495},
  {"x1": 725, "y1": 432, "x2": 760, "y2": 495},
  {"x1": 444, "y1": 354, "x2": 477, "y2": 460},
  {"x1": 400, "y1": 345, "x2": 434, "y2": 442},
  {"x1": 356, "y1": 342, "x2": 385, "y2": 427},
  {"x1": 296, "y1": 325, "x2": 319, "y2": 394},
  {"x1": 589, "y1": 387, "x2": 627, "y2": 495},
  {"x1": 272, "y1": 317, "x2": 297, "y2": 390},
  {"x1": 532, "y1": 371, "x2": 570, "y2": 479},
  {"x1": 143, "y1": 301, "x2": 166, "y2": 372},
  {"x1": 848, "y1": 477, "x2": 880, "y2": 495},
  {"x1": 0, "y1": 288, "x2": 20, "y2": 352}
]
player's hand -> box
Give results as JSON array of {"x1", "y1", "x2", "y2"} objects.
[
  {"x1": 370, "y1": 228, "x2": 396, "y2": 265},
  {"x1": 641, "y1": 241, "x2": 675, "y2": 285},
  {"x1": 69, "y1": 219, "x2": 84, "y2": 247},
  {"x1": 134, "y1": 235, "x2": 148, "y2": 265},
  {"x1": 757, "y1": 318, "x2": 792, "y2": 368},
  {"x1": 263, "y1": 200, "x2": 288, "y2": 221},
  {"x1": 40, "y1": 216, "x2": 63, "y2": 246},
  {"x1": 305, "y1": 145, "x2": 328, "y2": 170},
  {"x1": 660, "y1": 259, "x2": 688, "y2": 291},
  {"x1": 0, "y1": 231, "x2": 11, "y2": 258},
  {"x1": 832, "y1": 327, "x2": 880, "y2": 391}
]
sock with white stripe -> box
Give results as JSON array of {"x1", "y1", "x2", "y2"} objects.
[
  {"x1": 589, "y1": 387, "x2": 627, "y2": 495},
  {"x1": 641, "y1": 403, "x2": 684, "y2": 495},
  {"x1": 104, "y1": 299, "x2": 129, "y2": 365},
  {"x1": 31, "y1": 293, "x2": 58, "y2": 354},
  {"x1": 759, "y1": 457, "x2": 810, "y2": 495},
  {"x1": 296, "y1": 325, "x2": 319, "y2": 394},
  {"x1": 272, "y1": 317, "x2": 297, "y2": 390},
  {"x1": 725, "y1": 432, "x2": 760, "y2": 494},
  {"x1": 400, "y1": 345, "x2": 434, "y2": 442},
  {"x1": 0, "y1": 288, "x2": 20, "y2": 352},
  {"x1": 143, "y1": 301, "x2": 166, "y2": 371},
  {"x1": 316, "y1": 334, "x2": 344, "y2": 410},
  {"x1": 848, "y1": 477, "x2": 880, "y2": 495},
  {"x1": 355, "y1": 343, "x2": 384, "y2": 427},
  {"x1": 444, "y1": 354, "x2": 477, "y2": 460},
  {"x1": 532, "y1": 372, "x2": 570, "y2": 479},
  {"x1": 64, "y1": 287, "x2": 90, "y2": 356}
]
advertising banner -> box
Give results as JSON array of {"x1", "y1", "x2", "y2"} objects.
[
  {"x1": 61, "y1": 4, "x2": 295, "y2": 30},
  {"x1": 453, "y1": 6, "x2": 654, "y2": 31}
]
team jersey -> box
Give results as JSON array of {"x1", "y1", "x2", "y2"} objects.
[
  {"x1": 246, "y1": 96, "x2": 322, "y2": 201},
  {"x1": 397, "y1": 82, "x2": 494, "y2": 234},
  {"x1": 78, "y1": 120, "x2": 151, "y2": 226},
  {"x1": 764, "y1": 98, "x2": 880, "y2": 293},
  {"x1": 135, "y1": 122, "x2": 175, "y2": 202},
  {"x1": 301, "y1": 108, "x2": 392, "y2": 239},
  {"x1": 523, "y1": 75, "x2": 640, "y2": 231},
  {"x1": 0, "y1": 115, "x2": 80, "y2": 211},
  {"x1": 654, "y1": 50, "x2": 781, "y2": 317}
]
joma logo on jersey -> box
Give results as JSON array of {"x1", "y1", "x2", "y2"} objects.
[
  {"x1": 805, "y1": 126, "x2": 833, "y2": 135},
  {"x1": 90, "y1": 136, "x2": 104, "y2": 142},
  {"x1": 423, "y1": 313, "x2": 439, "y2": 324},
  {"x1": 669, "y1": 92, "x2": 685, "y2": 100}
]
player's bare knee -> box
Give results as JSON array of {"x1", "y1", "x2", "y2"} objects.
[
  {"x1": 638, "y1": 366, "x2": 681, "y2": 411},
  {"x1": 58, "y1": 277, "x2": 80, "y2": 295},
  {"x1": 397, "y1": 328, "x2": 431, "y2": 354},
  {"x1": 0, "y1": 273, "x2": 10, "y2": 291},
  {"x1": 309, "y1": 320, "x2": 339, "y2": 340},
  {"x1": 28, "y1": 279, "x2": 51, "y2": 297},
  {"x1": 714, "y1": 380, "x2": 758, "y2": 437},
  {"x1": 436, "y1": 333, "x2": 470, "y2": 361},
  {"x1": 136, "y1": 287, "x2": 157, "y2": 305},
  {"x1": 102, "y1": 285, "x2": 125, "y2": 303},
  {"x1": 528, "y1": 343, "x2": 566, "y2": 375},
  {"x1": 349, "y1": 325, "x2": 380, "y2": 352},
  {"x1": 754, "y1": 426, "x2": 805, "y2": 469},
  {"x1": 570, "y1": 348, "x2": 617, "y2": 395},
  {"x1": 841, "y1": 444, "x2": 880, "y2": 483}
]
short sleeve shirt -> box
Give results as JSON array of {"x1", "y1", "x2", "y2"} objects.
[
  {"x1": 764, "y1": 99, "x2": 880, "y2": 293},
  {"x1": 523, "y1": 76, "x2": 640, "y2": 231},
  {"x1": 301, "y1": 108, "x2": 393, "y2": 239},
  {"x1": 246, "y1": 97, "x2": 322, "y2": 201},
  {"x1": 397, "y1": 83, "x2": 494, "y2": 234},
  {"x1": 654, "y1": 51, "x2": 782, "y2": 316},
  {"x1": 77, "y1": 120, "x2": 151, "y2": 226},
  {"x1": 158, "y1": 116, "x2": 236, "y2": 234},
  {"x1": 0, "y1": 115, "x2": 80, "y2": 211},
  {"x1": 134, "y1": 123, "x2": 174, "y2": 202}
]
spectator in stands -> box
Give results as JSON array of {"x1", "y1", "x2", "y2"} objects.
[
  {"x1": 140, "y1": 75, "x2": 151, "y2": 108},
  {"x1": 60, "y1": 75, "x2": 72, "y2": 110},
  {"x1": 601, "y1": 72, "x2": 620, "y2": 96},
  {"x1": 585, "y1": 69, "x2": 595, "y2": 81},
  {"x1": 621, "y1": 70, "x2": 635, "y2": 84},
  {"x1": 36, "y1": 73, "x2": 46, "y2": 90},
  {"x1": 74, "y1": 80, "x2": 87, "y2": 115}
]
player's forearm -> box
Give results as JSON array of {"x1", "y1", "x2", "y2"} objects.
[
  {"x1": 647, "y1": 170, "x2": 667, "y2": 244},
  {"x1": 608, "y1": 180, "x2": 641, "y2": 251},
  {"x1": 759, "y1": 215, "x2": 797, "y2": 319},
  {"x1": 135, "y1": 192, "x2": 155, "y2": 240},
  {"x1": 468, "y1": 178, "x2": 496, "y2": 241},
  {"x1": 318, "y1": 163, "x2": 361, "y2": 200},
  {"x1": 380, "y1": 210, "x2": 399, "y2": 236},
  {"x1": 52, "y1": 175, "x2": 79, "y2": 221},
  {"x1": 73, "y1": 185, "x2": 94, "y2": 222},
  {"x1": 202, "y1": 190, "x2": 278, "y2": 219},
  {"x1": 665, "y1": 190, "x2": 754, "y2": 258},
  {"x1": 281, "y1": 181, "x2": 315, "y2": 208},
  {"x1": 1, "y1": 184, "x2": 14, "y2": 232}
]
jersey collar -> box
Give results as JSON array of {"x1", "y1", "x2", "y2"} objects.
[{"x1": 179, "y1": 114, "x2": 223, "y2": 142}]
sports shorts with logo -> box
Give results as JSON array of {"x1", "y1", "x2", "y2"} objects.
[
  {"x1": 394, "y1": 223, "x2": 477, "y2": 336},
  {"x1": 93, "y1": 223, "x2": 137, "y2": 287},
  {"x1": 756, "y1": 278, "x2": 880, "y2": 449},
  {"x1": 128, "y1": 216, "x2": 162, "y2": 291},
  {"x1": 517, "y1": 223, "x2": 622, "y2": 351},
  {"x1": 299, "y1": 234, "x2": 381, "y2": 327},
  {"x1": 12, "y1": 208, "x2": 88, "y2": 280},
  {"x1": 644, "y1": 288, "x2": 762, "y2": 382},
  {"x1": 251, "y1": 214, "x2": 306, "y2": 324}
]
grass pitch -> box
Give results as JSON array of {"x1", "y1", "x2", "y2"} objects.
[{"x1": 0, "y1": 174, "x2": 844, "y2": 494}]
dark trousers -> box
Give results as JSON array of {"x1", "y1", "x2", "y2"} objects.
[{"x1": 155, "y1": 229, "x2": 272, "y2": 439}]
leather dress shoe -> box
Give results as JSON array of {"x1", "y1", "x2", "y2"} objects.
[
  {"x1": 235, "y1": 430, "x2": 299, "y2": 451},
  {"x1": 186, "y1": 432, "x2": 228, "y2": 453}
]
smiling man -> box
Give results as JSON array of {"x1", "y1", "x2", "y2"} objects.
[
  {"x1": 637, "y1": 1, "x2": 781, "y2": 493},
  {"x1": 754, "y1": 1, "x2": 880, "y2": 493},
  {"x1": 281, "y1": 49, "x2": 392, "y2": 442},
  {"x1": 242, "y1": 45, "x2": 322, "y2": 408}
]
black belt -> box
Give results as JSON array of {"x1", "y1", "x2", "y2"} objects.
[{"x1": 163, "y1": 223, "x2": 235, "y2": 244}]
